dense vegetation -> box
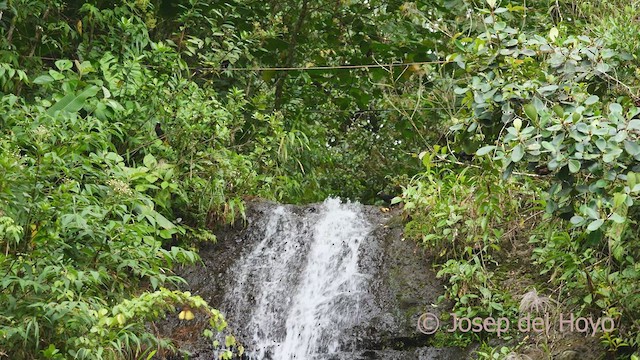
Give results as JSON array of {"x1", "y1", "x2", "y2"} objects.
[{"x1": 0, "y1": 0, "x2": 639, "y2": 358}]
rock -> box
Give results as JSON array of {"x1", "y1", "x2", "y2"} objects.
[
  {"x1": 556, "y1": 350, "x2": 578, "y2": 360},
  {"x1": 157, "y1": 200, "x2": 472, "y2": 359}
]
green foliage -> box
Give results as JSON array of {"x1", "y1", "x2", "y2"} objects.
[
  {"x1": 0, "y1": 1, "x2": 258, "y2": 357},
  {"x1": 400, "y1": 150, "x2": 540, "y2": 333},
  {"x1": 434, "y1": 0, "x2": 640, "y2": 354},
  {"x1": 403, "y1": 150, "x2": 539, "y2": 259},
  {"x1": 475, "y1": 344, "x2": 523, "y2": 360},
  {"x1": 0, "y1": 91, "x2": 240, "y2": 357},
  {"x1": 3, "y1": 0, "x2": 640, "y2": 357}
]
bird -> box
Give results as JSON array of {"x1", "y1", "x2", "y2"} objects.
[{"x1": 155, "y1": 123, "x2": 169, "y2": 144}]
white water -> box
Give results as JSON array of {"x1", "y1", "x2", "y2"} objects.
[{"x1": 225, "y1": 198, "x2": 371, "y2": 359}]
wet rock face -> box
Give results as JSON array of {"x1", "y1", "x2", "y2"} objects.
[{"x1": 160, "y1": 199, "x2": 470, "y2": 359}]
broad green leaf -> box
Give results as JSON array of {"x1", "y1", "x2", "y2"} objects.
[
  {"x1": 570, "y1": 215, "x2": 584, "y2": 225},
  {"x1": 596, "y1": 63, "x2": 610, "y2": 73},
  {"x1": 523, "y1": 103, "x2": 538, "y2": 122},
  {"x1": 454, "y1": 87, "x2": 468, "y2": 95},
  {"x1": 609, "y1": 103, "x2": 623, "y2": 114},
  {"x1": 476, "y1": 145, "x2": 496, "y2": 156},
  {"x1": 511, "y1": 144, "x2": 524, "y2": 162},
  {"x1": 538, "y1": 85, "x2": 558, "y2": 95},
  {"x1": 55, "y1": 60, "x2": 73, "y2": 71},
  {"x1": 150, "y1": 276, "x2": 159, "y2": 290},
  {"x1": 47, "y1": 85, "x2": 99, "y2": 115},
  {"x1": 584, "y1": 206, "x2": 599, "y2": 219},
  {"x1": 33, "y1": 75, "x2": 55, "y2": 85},
  {"x1": 601, "y1": 49, "x2": 616, "y2": 59},
  {"x1": 624, "y1": 140, "x2": 640, "y2": 156},
  {"x1": 143, "y1": 154, "x2": 157, "y2": 168},
  {"x1": 48, "y1": 70, "x2": 65, "y2": 80},
  {"x1": 568, "y1": 159, "x2": 580, "y2": 173},
  {"x1": 603, "y1": 149, "x2": 621, "y2": 163},
  {"x1": 584, "y1": 95, "x2": 599, "y2": 105},
  {"x1": 609, "y1": 213, "x2": 626, "y2": 224},
  {"x1": 613, "y1": 193, "x2": 628, "y2": 208},
  {"x1": 628, "y1": 172, "x2": 639, "y2": 188},
  {"x1": 587, "y1": 219, "x2": 604, "y2": 232},
  {"x1": 612, "y1": 244, "x2": 625, "y2": 262},
  {"x1": 552, "y1": 105, "x2": 564, "y2": 117},
  {"x1": 155, "y1": 212, "x2": 175, "y2": 230}
]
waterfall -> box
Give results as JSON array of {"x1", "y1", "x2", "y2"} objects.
[
  {"x1": 225, "y1": 198, "x2": 372, "y2": 359},
  {"x1": 162, "y1": 198, "x2": 472, "y2": 360}
]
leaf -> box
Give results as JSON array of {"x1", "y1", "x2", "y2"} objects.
[
  {"x1": 524, "y1": 103, "x2": 538, "y2": 122},
  {"x1": 511, "y1": 144, "x2": 524, "y2": 162},
  {"x1": 568, "y1": 159, "x2": 581, "y2": 173},
  {"x1": 628, "y1": 120, "x2": 640, "y2": 130},
  {"x1": 584, "y1": 95, "x2": 599, "y2": 105},
  {"x1": 48, "y1": 70, "x2": 64, "y2": 80},
  {"x1": 570, "y1": 215, "x2": 584, "y2": 225},
  {"x1": 609, "y1": 103, "x2": 623, "y2": 114},
  {"x1": 603, "y1": 150, "x2": 619, "y2": 163},
  {"x1": 628, "y1": 172, "x2": 639, "y2": 188},
  {"x1": 549, "y1": 27, "x2": 559, "y2": 42},
  {"x1": 609, "y1": 213, "x2": 626, "y2": 224},
  {"x1": 587, "y1": 219, "x2": 604, "y2": 232},
  {"x1": 33, "y1": 75, "x2": 55, "y2": 85},
  {"x1": 225, "y1": 335, "x2": 236, "y2": 347},
  {"x1": 612, "y1": 244, "x2": 625, "y2": 262},
  {"x1": 537, "y1": 85, "x2": 558, "y2": 95},
  {"x1": 624, "y1": 140, "x2": 640, "y2": 156},
  {"x1": 584, "y1": 206, "x2": 599, "y2": 219},
  {"x1": 513, "y1": 118, "x2": 522, "y2": 131},
  {"x1": 155, "y1": 212, "x2": 175, "y2": 230},
  {"x1": 55, "y1": 60, "x2": 73, "y2": 71},
  {"x1": 143, "y1": 154, "x2": 157, "y2": 168},
  {"x1": 150, "y1": 276, "x2": 159, "y2": 290},
  {"x1": 46, "y1": 85, "x2": 99, "y2": 115},
  {"x1": 502, "y1": 162, "x2": 515, "y2": 180},
  {"x1": 601, "y1": 49, "x2": 616, "y2": 59},
  {"x1": 476, "y1": 145, "x2": 496, "y2": 156},
  {"x1": 596, "y1": 63, "x2": 610, "y2": 73}
]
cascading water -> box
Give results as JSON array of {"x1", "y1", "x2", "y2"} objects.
[
  {"x1": 225, "y1": 198, "x2": 372, "y2": 359},
  {"x1": 160, "y1": 199, "x2": 472, "y2": 360}
]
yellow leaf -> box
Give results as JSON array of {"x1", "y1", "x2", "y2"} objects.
[
  {"x1": 184, "y1": 310, "x2": 194, "y2": 320},
  {"x1": 30, "y1": 223, "x2": 39, "y2": 238},
  {"x1": 76, "y1": 20, "x2": 83, "y2": 36},
  {"x1": 549, "y1": 27, "x2": 559, "y2": 42},
  {"x1": 178, "y1": 310, "x2": 186, "y2": 320}
]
